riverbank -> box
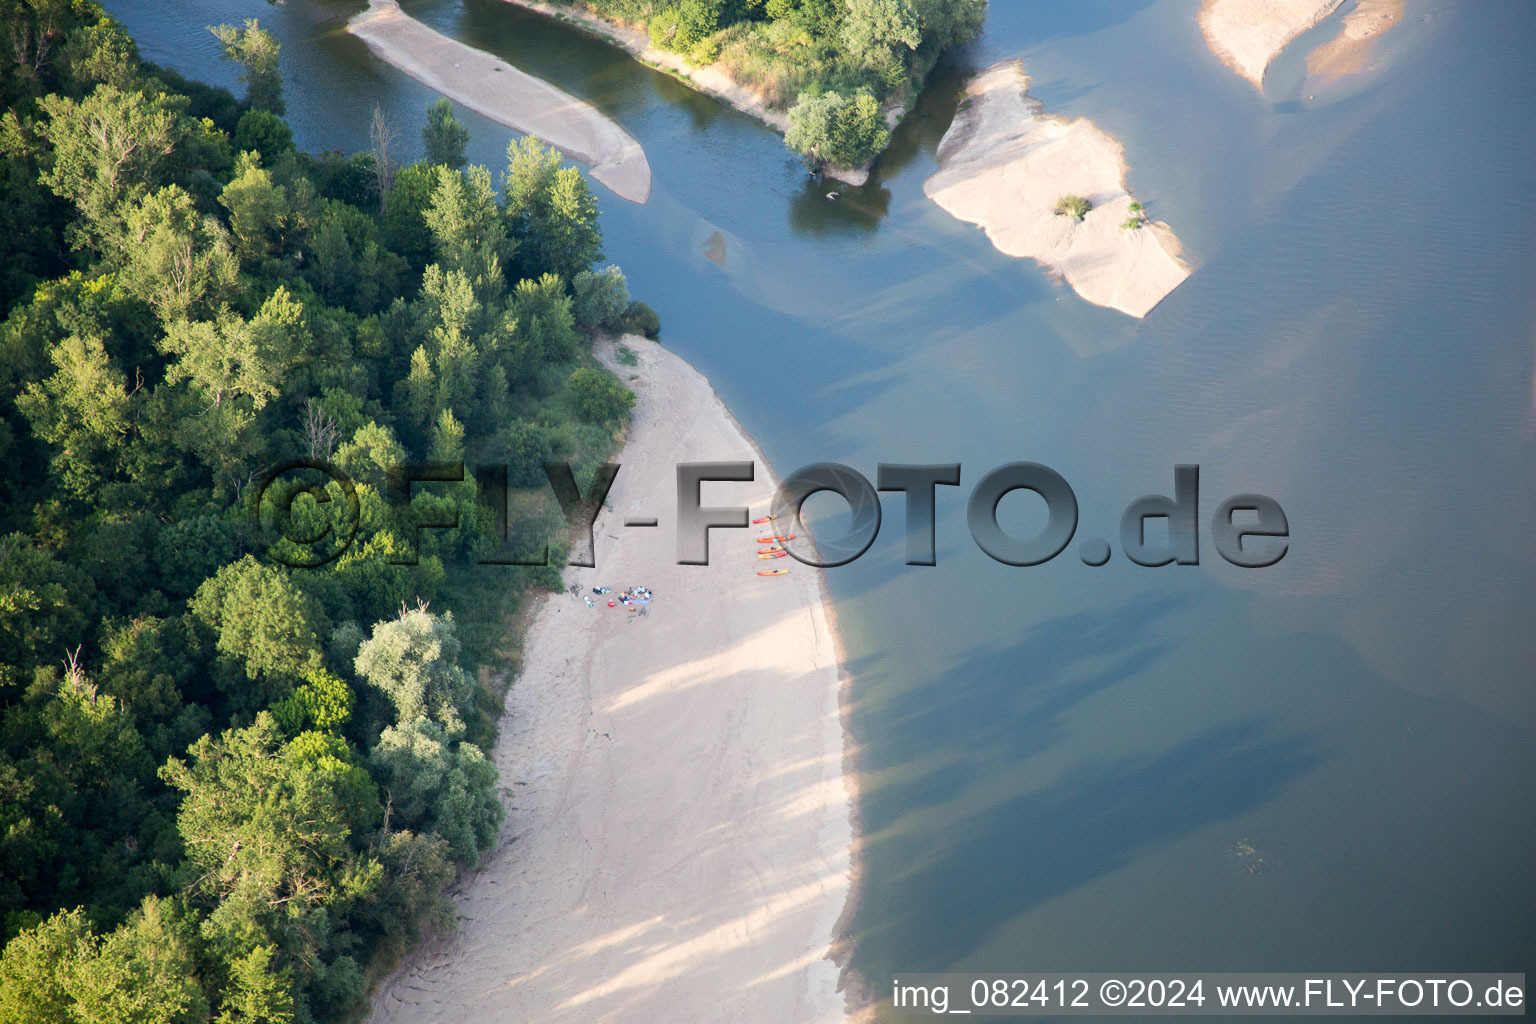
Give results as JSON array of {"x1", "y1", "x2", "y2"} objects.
[
  {"x1": 1199, "y1": 0, "x2": 1344, "y2": 90},
  {"x1": 347, "y1": 0, "x2": 651, "y2": 202},
  {"x1": 500, "y1": 0, "x2": 876, "y2": 186},
  {"x1": 366, "y1": 336, "x2": 856, "y2": 1024},
  {"x1": 924, "y1": 60, "x2": 1191, "y2": 319}
]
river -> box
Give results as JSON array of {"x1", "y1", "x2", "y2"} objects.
[{"x1": 109, "y1": 0, "x2": 1536, "y2": 1014}]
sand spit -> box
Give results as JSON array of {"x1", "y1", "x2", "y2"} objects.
[
  {"x1": 366, "y1": 336, "x2": 853, "y2": 1024},
  {"x1": 502, "y1": 0, "x2": 874, "y2": 186},
  {"x1": 347, "y1": 0, "x2": 651, "y2": 203},
  {"x1": 1306, "y1": 0, "x2": 1405, "y2": 82},
  {"x1": 924, "y1": 60, "x2": 1191, "y2": 319},
  {"x1": 1199, "y1": 0, "x2": 1345, "y2": 89}
]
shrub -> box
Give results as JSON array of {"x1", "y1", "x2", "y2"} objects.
[
  {"x1": 572, "y1": 265, "x2": 630, "y2": 330},
  {"x1": 568, "y1": 367, "x2": 635, "y2": 424},
  {"x1": 620, "y1": 299, "x2": 661, "y2": 338},
  {"x1": 649, "y1": 0, "x2": 722, "y2": 54},
  {"x1": 1055, "y1": 194, "x2": 1092, "y2": 220}
]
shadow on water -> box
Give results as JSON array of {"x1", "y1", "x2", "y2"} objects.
[
  {"x1": 861, "y1": 719, "x2": 1320, "y2": 979},
  {"x1": 783, "y1": 44, "x2": 975, "y2": 239},
  {"x1": 788, "y1": 176, "x2": 891, "y2": 237},
  {"x1": 876, "y1": 47, "x2": 979, "y2": 179},
  {"x1": 847, "y1": 590, "x2": 1322, "y2": 971}
]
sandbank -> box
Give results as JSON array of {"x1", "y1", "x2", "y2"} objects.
[
  {"x1": 1305, "y1": 0, "x2": 1406, "y2": 81},
  {"x1": 1198, "y1": 0, "x2": 1345, "y2": 89},
  {"x1": 347, "y1": 0, "x2": 651, "y2": 203},
  {"x1": 923, "y1": 60, "x2": 1191, "y2": 319},
  {"x1": 501, "y1": 0, "x2": 876, "y2": 186},
  {"x1": 366, "y1": 336, "x2": 855, "y2": 1023}
]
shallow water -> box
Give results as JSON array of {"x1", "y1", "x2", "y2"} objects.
[{"x1": 110, "y1": 0, "x2": 1536, "y2": 1012}]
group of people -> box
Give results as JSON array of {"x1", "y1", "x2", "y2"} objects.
[{"x1": 583, "y1": 585, "x2": 653, "y2": 609}]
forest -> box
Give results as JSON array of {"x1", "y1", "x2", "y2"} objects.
[
  {"x1": 556, "y1": 0, "x2": 988, "y2": 166},
  {"x1": 0, "y1": 3, "x2": 653, "y2": 1020}
]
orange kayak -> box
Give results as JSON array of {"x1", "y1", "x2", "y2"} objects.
[
  {"x1": 757, "y1": 551, "x2": 788, "y2": 559},
  {"x1": 751, "y1": 514, "x2": 778, "y2": 525},
  {"x1": 758, "y1": 545, "x2": 785, "y2": 554},
  {"x1": 757, "y1": 535, "x2": 796, "y2": 543},
  {"x1": 757, "y1": 568, "x2": 789, "y2": 577}
]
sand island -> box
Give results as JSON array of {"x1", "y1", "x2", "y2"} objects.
[
  {"x1": 348, "y1": 0, "x2": 652, "y2": 202},
  {"x1": 924, "y1": 60, "x2": 1191, "y2": 319},
  {"x1": 366, "y1": 336, "x2": 855, "y2": 1024},
  {"x1": 1198, "y1": 0, "x2": 1345, "y2": 90},
  {"x1": 1306, "y1": 0, "x2": 1406, "y2": 82}
]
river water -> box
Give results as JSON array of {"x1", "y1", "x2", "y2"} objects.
[{"x1": 110, "y1": 0, "x2": 1536, "y2": 1012}]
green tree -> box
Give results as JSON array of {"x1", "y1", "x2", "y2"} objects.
[
  {"x1": 218, "y1": 150, "x2": 290, "y2": 263},
  {"x1": 786, "y1": 88, "x2": 888, "y2": 168},
  {"x1": 0, "y1": 906, "x2": 87, "y2": 1024},
  {"x1": 572, "y1": 265, "x2": 629, "y2": 331},
  {"x1": 0, "y1": 898, "x2": 207, "y2": 1024},
  {"x1": 158, "y1": 285, "x2": 306, "y2": 409},
  {"x1": 209, "y1": 20, "x2": 283, "y2": 115},
  {"x1": 620, "y1": 299, "x2": 661, "y2": 338},
  {"x1": 0, "y1": 534, "x2": 94, "y2": 692},
  {"x1": 215, "y1": 944, "x2": 292, "y2": 1024},
  {"x1": 159, "y1": 713, "x2": 356, "y2": 911},
  {"x1": 421, "y1": 97, "x2": 468, "y2": 171},
  {"x1": 60, "y1": 17, "x2": 142, "y2": 93},
  {"x1": 368, "y1": 718, "x2": 502, "y2": 866},
  {"x1": 231, "y1": 109, "x2": 292, "y2": 165},
  {"x1": 353, "y1": 604, "x2": 475, "y2": 731},
  {"x1": 37, "y1": 84, "x2": 185, "y2": 257},
  {"x1": 508, "y1": 272, "x2": 579, "y2": 373},
  {"x1": 503, "y1": 137, "x2": 602, "y2": 281},
  {"x1": 271, "y1": 667, "x2": 354, "y2": 735},
  {"x1": 423, "y1": 164, "x2": 508, "y2": 309},
  {"x1": 15, "y1": 330, "x2": 134, "y2": 501},
  {"x1": 120, "y1": 184, "x2": 238, "y2": 323},
  {"x1": 841, "y1": 0, "x2": 919, "y2": 71},
  {"x1": 380, "y1": 160, "x2": 438, "y2": 269},
  {"x1": 428, "y1": 407, "x2": 465, "y2": 463},
  {"x1": 189, "y1": 556, "x2": 328, "y2": 700}
]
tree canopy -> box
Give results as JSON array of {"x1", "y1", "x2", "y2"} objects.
[{"x1": 0, "y1": 9, "x2": 647, "y2": 1020}]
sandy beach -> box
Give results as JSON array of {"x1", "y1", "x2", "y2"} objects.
[
  {"x1": 366, "y1": 337, "x2": 855, "y2": 1024},
  {"x1": 924, "y1": 60, "x2": 1191, "y2": 320},
  {"x1": 1198, "y1": 0, "x2": 1345, "y2": 89},
  {"x1": 501, "y1": 0, "x2": 875, "y2": 186},
  {"x1": 347, "y1": 0, "x2": 651, "y2": 203}
]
